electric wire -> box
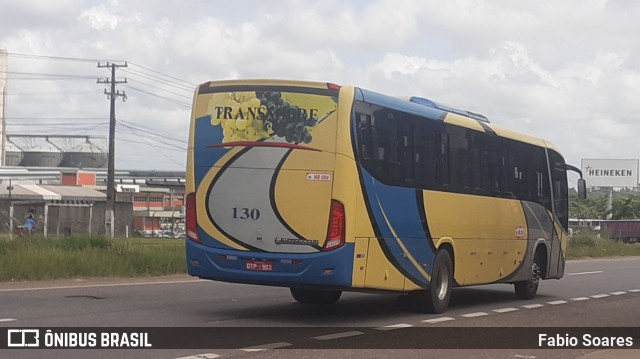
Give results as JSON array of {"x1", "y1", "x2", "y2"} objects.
[{"x1": 125, "y1": 85, "x2": 191, "y2": 107}]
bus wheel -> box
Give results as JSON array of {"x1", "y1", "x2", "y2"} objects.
[
  {"x1": 514, "y1": 254, "x2": 541, "y2": 300},
  {"x1": 409, "y1": 249, "x2": 453, "y2": 314},
  {"x1": 290, "y1": 288, "x2": 342, "y2": 305}
]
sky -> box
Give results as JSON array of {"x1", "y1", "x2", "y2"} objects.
[{"x1": 1, "y1": 0, "x2": 639, "y2": 181}]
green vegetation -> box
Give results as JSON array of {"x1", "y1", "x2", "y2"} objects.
[
  {"x1": 567, "y1": 230, "x2": 640, "y2": 259},
  {"x1": 0, "y1": 236, "x2": 186, "y2": 282},
  {"x1": 570, "y1": 188, "x2": 640, "y2": 219},
  {"x1": 0, "y1": 229, "x2": 637, "y2": 283}
]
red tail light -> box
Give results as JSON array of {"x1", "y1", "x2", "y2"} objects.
[
  {"x1": 327, "y1": 83, "x2": 341, "y2": 91},
  {"x1": 323, "y1": 200, "x2": 345, "y2": 251},
  {"x1": 186, "y1": 193, "x2": 200, "y2": 243}
]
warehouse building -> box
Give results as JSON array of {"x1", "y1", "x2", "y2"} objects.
[{"x1": 0, "y1": 184, "x2": 132, "y2": 237}]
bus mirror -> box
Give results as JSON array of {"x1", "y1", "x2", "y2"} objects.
[{"x1": 577, "y1": 179, "x2": 587, "y2": 199}]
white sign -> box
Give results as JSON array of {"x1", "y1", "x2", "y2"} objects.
[
  {"x1": 306, "y1": 173, "x2": 332, "y2": 181},
  {"x1": 582, "y1": 159, "x2": 639, "y2": 187},
  {"x1": 116, "y1": 184, "x2": 140, "y2": 193}
]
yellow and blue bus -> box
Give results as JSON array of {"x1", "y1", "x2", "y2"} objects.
[{"x1": 185, "y1": 79, "x2": 586, "y2": 313}]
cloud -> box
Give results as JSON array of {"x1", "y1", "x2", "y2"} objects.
[
  {"x1": 78, "y1": 4, "x2": 120, "y2": 30},
  {"x1": 3, "y1": 0, "x2": 640, "y2": 170}
]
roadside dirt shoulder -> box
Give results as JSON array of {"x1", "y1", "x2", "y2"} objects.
[{"x1": 0, "y1": 274, "x2": 196, "y2": 290}]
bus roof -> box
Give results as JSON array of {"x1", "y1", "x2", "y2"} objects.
[
  {"x1": 195, "y1": 79, "x2": 560, "y2": 154},
  {"x1": 356, "y1": 86, "x2": 559, "y2": 152},
  {"x1": 198, "y1": 79, "x2": 338, "y2": 91}
]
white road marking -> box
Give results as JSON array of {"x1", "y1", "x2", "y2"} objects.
[
  {"x1": 570, "y1": 297, "x2": 590, "y2": 301},
  {"x1": 422, "y1": 317, "x2": 455, "y2": 324},
  {"x1": 241, "y1": 342, "x2": 292, "y2": 351},
  {"x1": 547, "y1": 300, "x2": 568, "y2": 305},
  {"x1": 376, "y1": 323, "x2": 413, "y2": 330},
  {"x1": 492, "y1": 307, "x2": 519, "y2": 313},
  {"x1": 461, "y1": 312, "x2": 488, "y2": 318},
  {"x1": 522, "y1": 304, "x2": 544, "y2": 309},
  {"x1": 0, "y1": 318, "x2": 17, "y2": 323},
  {"x1": 0, "y1": 279, "x2": 206, "y2": 293},
  {"x1": 568, "y1": 271, "x2": 603, "y2": 276},
  {"x1": 630, "y1": 289, "x2": 640, "y2": 293},
  {"x1": 610, "y1": 291, "x2": 626, "y2": 296},
  {"x1": 312, "y1": 331, "x2": 364, "y2": 341},
  {"x1": 173, "y1": 354, "x2": 220, "y2": 359},
  {"x1": 591, "y1": 294, "x2": 610, "y2": 299}
]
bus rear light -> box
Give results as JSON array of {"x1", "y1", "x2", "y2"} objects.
[
  {"x1": 327, "y1": 83, "x2": 341, "y2": 91},
  {"x1": 323, "y1": 200, "x2": 345, "y2": 251},
  {"x1": 186, "y1": 192, "x2": 200, "y2": 243}
]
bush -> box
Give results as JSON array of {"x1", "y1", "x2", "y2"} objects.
[
  {"x1": 568, "y1": 231, "x2": 640, "y2": 259},
  {"x1": 0, "y1": 236, "x2": 185, "y2": 282},
  {"x1": 570, "y1": 231, "x2": 597, "y2": 247}
]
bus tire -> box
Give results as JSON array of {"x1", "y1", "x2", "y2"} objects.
[
  {"x1": 514, "y1": 253, "x2": 542, "y2": 300},
  {"x1": 409, "y1": 249, "x2": 453, "y2": 314},
  {"x1": 290, "y1": 288, "x2": 342, "y2": 305}
]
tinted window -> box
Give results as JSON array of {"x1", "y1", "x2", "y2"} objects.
[
  {"x1": 549, "y1": 150, "x2": 568, "y2": 229},
  {"x1": 354, "y1": 100, "x2": 556, "y2": 208}
]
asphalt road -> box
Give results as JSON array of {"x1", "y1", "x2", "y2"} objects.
[{"x1": 1, "y1": 257, "x2": 639, "y2": 359}]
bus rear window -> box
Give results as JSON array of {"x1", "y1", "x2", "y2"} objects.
[{"x1": 195, "y1": 89, "x2": 337, "y2": 145}]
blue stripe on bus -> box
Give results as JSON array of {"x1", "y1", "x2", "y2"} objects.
[
  {"x1": 194, "y1": 115, "x2": 228, "y2": 186},
  {"x1": 360, "y1": 170, "x2": 434, "y2": 285}
]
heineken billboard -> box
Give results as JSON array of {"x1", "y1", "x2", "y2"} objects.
[{"x1": 581, "y1": 159, "x2": 639, "y2": 187}]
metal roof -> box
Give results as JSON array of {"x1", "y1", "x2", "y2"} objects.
[
  {"x1": 23, "y1": 143, "x2": 62, "y2": 153},
  {"x1": 0, "y1": 184, "x2": 106, "y2": 201}
]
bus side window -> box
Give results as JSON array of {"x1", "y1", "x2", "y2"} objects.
[
  {"x1": 549, "y1": 150, "x2": 568, "y2": 229},
  {"x1": 447, "y1": 125, "x2": 471, "y2": 190},
  {"x1": 399, "y1": 120, "x2": 414, "y2": 182},
  {"x1": 357, "y1": 113, "x2": 374, "y2": 161}
]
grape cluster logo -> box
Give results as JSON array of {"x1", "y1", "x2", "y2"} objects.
[{"x1": 206, "y1": 91, "x2": 335, "y2": 144}]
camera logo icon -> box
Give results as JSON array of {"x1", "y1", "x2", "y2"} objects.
[{"x1": 7, "y1": 329, "x2": 40, "y2": 347}]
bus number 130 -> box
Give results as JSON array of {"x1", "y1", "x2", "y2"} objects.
[{"x1": 232, "y1": 207, "x2": 261, "y2": 220}]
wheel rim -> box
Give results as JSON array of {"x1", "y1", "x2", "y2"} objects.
[
  {"x1": 530, "y1": 262, "x2": 540, "y2": 289},
  {"x1": 435, "y1": 265, "x2": 449, "y2": 301}
]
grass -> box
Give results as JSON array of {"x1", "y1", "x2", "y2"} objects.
[
  {"x1": 0, "y1": 236, "x2": 186, "y2": 282},
  {"x1": 567, "y1": 231, "x2": 640, "y2": 259},
  {"x1": 0, "y1": 231, "x2": 637, "y2": 282}
]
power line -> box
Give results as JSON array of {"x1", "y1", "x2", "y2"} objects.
[
  {"x1": 117, "y1": 126, "x2": 186, "y2": 151},
  {"x1": 6, "y1": 51, "x2": 123, "y2": 63},
  {"x1": 5, "y1": 117, "x2": 106, "y2": 120},
  {"x1": 118, "y1": 130, "x2": 186, "y2": 167},
  {"x1": 2, "y1": 70, "x2": 96, "y2": 79},
  {"x1": 6, "y1": 91, "x2": 97, "y2": 96},
  {"x1": 117, "y1": 136, "x2": 186, "y2": 152},
  {"x1": 7, "y1": 123, "x2": 108, "y2": 127},
  {"x1": 125, "y1": 85, "x2": 191, "y2": 107},
  {"x1": 126, "y1": 78, "x2": 192, "y2": 100},
  {"x1": 117, "y1": 121, "x2": 187, "y2": 144},
  {"x1": 121, "y1": 68, "x2": 194, "y2": 92},
  {"x1": 128, "y1": 62, "x2": 196, "y2": 87}
]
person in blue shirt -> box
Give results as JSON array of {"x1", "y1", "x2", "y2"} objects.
[{"x1": 23, "y1": 208, "x2": 38, "y2": 235}]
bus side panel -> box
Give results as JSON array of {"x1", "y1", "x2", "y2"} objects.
[
  {"x1": 504, "y1": 201, "x2": 556, "y2": 283},
  {"x1": 423, "y1": 191, "x2": 528, "y2": 286},
  {"x1": 334, "y1": 87, "x2": 415, "y2": 291},
  {"x1": 355, "y1": 171, "x2": 435, "y2": 290}
]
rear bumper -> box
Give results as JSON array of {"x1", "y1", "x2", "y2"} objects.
[{"x1": 186, "y1": 240, "x2": 355, "y2": 288}]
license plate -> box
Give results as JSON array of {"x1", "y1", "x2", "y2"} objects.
[{"x1": 245, "y1": 260, "x2": 273, "y2": 271}]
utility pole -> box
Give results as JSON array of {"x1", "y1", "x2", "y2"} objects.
[{"x1": 97, "y1": 62, "x2": 127, "y2": 238}]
